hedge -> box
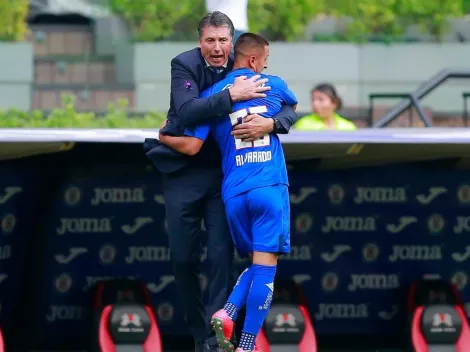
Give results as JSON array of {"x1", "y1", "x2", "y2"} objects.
[{"x1": 0, "y1": 96, "x2": 165, "y2": 128}]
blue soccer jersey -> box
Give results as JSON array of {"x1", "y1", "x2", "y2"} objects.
[{"x1": 185, "y1": 68, "x2": 298, "y2": 202}]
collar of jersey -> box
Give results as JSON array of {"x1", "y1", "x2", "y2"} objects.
[{"x1": 227, "y1": 68, "x2": 255, "y2": 77}]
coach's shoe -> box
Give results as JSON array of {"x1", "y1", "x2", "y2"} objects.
[
  {"x1": 195, "y1": 340, "x2": 211, "y2": 352},
  {"x1": 211, "y1": 309, "x2": 235, "y2": 351}
]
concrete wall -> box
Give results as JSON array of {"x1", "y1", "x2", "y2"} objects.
[
  {"x1": 115, "y1": 43, "x2": 470, "y2": 113},
  {"x1": 0, "y1": 43, "x2": 33, "y2": 111}
]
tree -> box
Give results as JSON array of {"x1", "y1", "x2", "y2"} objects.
[
  {"x1": 248, "y1": 0, "x2": 325, "y2": 41},
  {"x1": 111, "y1": 0, "x2": 193, "y2": 41},
  {"x1": 0, "y1": 0, "x2": 29, "y2": 42},
  {"x1": 329, "y1": 0, "x2": 463, "y2": 42}
]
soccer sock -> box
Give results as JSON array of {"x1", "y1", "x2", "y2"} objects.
[
  {"x1": 223, "y1": 267, "x2": 253, "y2": 321},
  {"x1": 240, "y1": 263, "x2": 277, "y2": 351}
]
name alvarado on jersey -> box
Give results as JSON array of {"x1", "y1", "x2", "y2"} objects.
[{"x1": 235, "y1": 151, "x2": 272, "y2": 167}]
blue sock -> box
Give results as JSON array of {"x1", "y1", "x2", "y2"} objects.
[
  {"x1": 240, "y1": 264, "x2": 277, "y2": 351},
  {"x1": 224, "y1": 267, "x2": 253, "y2": 321}
]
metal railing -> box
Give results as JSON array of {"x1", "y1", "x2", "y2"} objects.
[
  {"x1": 368, "y1": 93, "x2": 432, "y2": 127},
  {"x1": 463, "y1": 92, "x2": 470, "y2": 127},
  {"x1": 373, "y1": 69, "x2": 470, "y2": 128}
]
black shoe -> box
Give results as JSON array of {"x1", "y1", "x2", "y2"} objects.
[
  {"x1": 195, "y1": 341, "x2": 211, "y2": 352},
  {"x1": 207, "y1": 336, "x2": 225, "y2": 351},
  {"x1": 195, "y1": 339, "x2": 223, "y2": 352}
]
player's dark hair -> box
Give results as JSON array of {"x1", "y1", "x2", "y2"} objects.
[
  {"x1": 234, "y1": 33, "x2": 269, "y2": 56},
  {"x1": 198, "y1": 11, "x2": 235, "y2": 38},
  {"x1": 311, "y1": 83, "x2": 343, "y2": 111}
]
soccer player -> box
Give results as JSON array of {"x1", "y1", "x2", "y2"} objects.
[{"x1": 159, "y1": 32, "x2": 297, "y2": 352}]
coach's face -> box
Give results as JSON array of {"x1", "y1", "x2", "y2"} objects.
[{"x1": 199, "y1": 25, "x2": 232, "y2": 68}]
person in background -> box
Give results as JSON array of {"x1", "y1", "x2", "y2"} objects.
[
  {"x1": 205, "y1": 0, "x2": 248, "y2": 43},
  {"x1": 295, "y1": 83, "x2": 357, "y2": 131}
]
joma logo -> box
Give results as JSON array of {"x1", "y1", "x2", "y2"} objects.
[
  {"x1": 91, "y1": 187, "x2": 145, "y2": 206},
  {"x1": 321, "y1": 216, "x2": 376, "y2": 233},
  {"x1": 348, "y1": 274, "x2": 400, "y2": 291},
  {"x1": 56, "y1": 217, "x2": 112, "y2": 235},
  {"x1": 388, "y1": 245, "x2": 442, "y2": 262},
  {"x1": 314, "y1": 303, "x2": 368, "y2": 320},
  {"x1": 354, "y1": 187, "x2": 407, "y2": 204}
]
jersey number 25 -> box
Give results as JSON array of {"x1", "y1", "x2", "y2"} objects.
[{"x1": 229, "y1": 106, "x2": 271, "y2": 150}]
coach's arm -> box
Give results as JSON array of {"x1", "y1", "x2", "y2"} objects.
[
  {"x1": 170, "y1": 58, "x2": 269, "y2": 127},
  {"x1": 171, "y1": 58, "x2": 232, "y2": 127}
]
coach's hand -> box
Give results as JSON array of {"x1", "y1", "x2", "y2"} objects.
[
  {"x1": 229, "y1": 75, "x2": 270, "y2": 102},
  {"x1": 232, "y1": 114, "x2": 273, "y2": 142}
]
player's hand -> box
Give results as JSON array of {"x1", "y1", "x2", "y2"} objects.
[
  {"x1": 228, "y1": 75, "x2": 270, "y2": 102},
  {"x1": 231, "y1": 114, "x2": 274, "y2": 142}
]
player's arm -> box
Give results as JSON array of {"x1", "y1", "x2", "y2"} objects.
[
  {"x1": 171, "y1": 58, "x2": 233, "y2": 127},
  {"x1": 270, "y1": 77, "x2": 300, "y2": 133},
  {"x1": 159, "y1": 123, "x2": 210, "y2": 156}
]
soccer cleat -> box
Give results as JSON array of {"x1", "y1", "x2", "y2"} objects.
[
  {"x1": 211, "y1": 309, "x2": 235, "y2": 352},
  {"x1": 235, "y1": 346, "x2": 261, "y2": 352}
]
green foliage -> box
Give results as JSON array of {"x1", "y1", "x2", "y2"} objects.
[
  {"x1": 329, "y1": 0, "x2": 463, "y2": 42},
  {"x1": 464, "y1": 0, "x2": 470, "y2": 13},
  {"x1": 110, "y1": 0, "x2": 194, "y2": 41},
  {"x1": 248, "y1": 0, "x2": 325, "y2": 41},
  {"x1": 0, "y1": 0, "x2": 29, "y2": 41},
  {"x1": 0, "y1": 95, "x2": 165, "y2": 128},
  {"x1": 401, "y1": 0, "x2": 463, "y2": 40},
  {"x1": 169, "y1": 0, "x2": 206, "y2": 41}
]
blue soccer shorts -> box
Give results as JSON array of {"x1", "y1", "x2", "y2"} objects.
[{"x1": 225, "y1": 184, "x2": 290, "y2": 257}]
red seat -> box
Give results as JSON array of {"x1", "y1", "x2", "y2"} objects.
[
  {"x1": 99, "y1": 304, "x2": 162, "y2": 352},
  {"x1": 408, "y1": 279, "x2": 470, "y2": 351},
  {"x1": 411, "y1": 305, "x2": 470, "y2": 352},
  {"x1": 92, "y1": 279, "x2": 162, "y2": 352},
  {"x1": 255, "y1": 278, "x2": 317, "y2": 352},
  {"x1": 0, "y1": 328, "x2": 4, "y2": 352}
]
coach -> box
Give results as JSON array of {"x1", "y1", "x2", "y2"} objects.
[{"x1": 144, "y1": 11, "x2": 298, "y2": 352}]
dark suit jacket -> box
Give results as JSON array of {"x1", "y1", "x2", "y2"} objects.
[{"x1": 144, "y1": 47, "x2": 298, "y2": 174}]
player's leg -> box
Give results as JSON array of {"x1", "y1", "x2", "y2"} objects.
[
  {"x1": 238, "y1": 184, "x2": 290, "y2": 352},
  {"x1": 212, "y1": 192, "x2": 253, "y2": 351}
]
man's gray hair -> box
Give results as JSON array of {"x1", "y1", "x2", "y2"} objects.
[{"x1": 198, "y1": 11, "x2": 235, "y2": 38}]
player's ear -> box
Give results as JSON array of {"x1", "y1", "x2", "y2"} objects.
[{"x1": 249, "y1": 55, "x2": 256, "y2": 69}]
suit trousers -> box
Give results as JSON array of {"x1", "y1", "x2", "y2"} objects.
[{"x1": 161, "y1": 165, "x2": 234, "y2": 342}]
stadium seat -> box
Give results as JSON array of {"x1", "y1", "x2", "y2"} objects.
[
  {"x1": 0, "y1": 327, "x2": 4, "y2": 352},
  {"x1": 99, "y1": 304, "x2": 162, "y2": 352},
  {"x1": 408, "y1": 279, "x2": 470, "y2": 351},
  {"x1": 255, "y1": 278, "x2": 317, "y2": 352},
  {"x1": 92, "y1": 278, "x2": 162, "y2": 352}
]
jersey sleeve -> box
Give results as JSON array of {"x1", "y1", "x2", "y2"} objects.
[
  {"x1": 183, "y1": 86, "x2": 213, "y2": 140},
  {"x1": 184, "y1": 124, "x2": 211, "y2": 141},
  {"x1": 200, "y1": 86, "x2": 212, "y2": 99},
  {"x1": 271, "y1": 76, "x2": 298, "y2": 106}
]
